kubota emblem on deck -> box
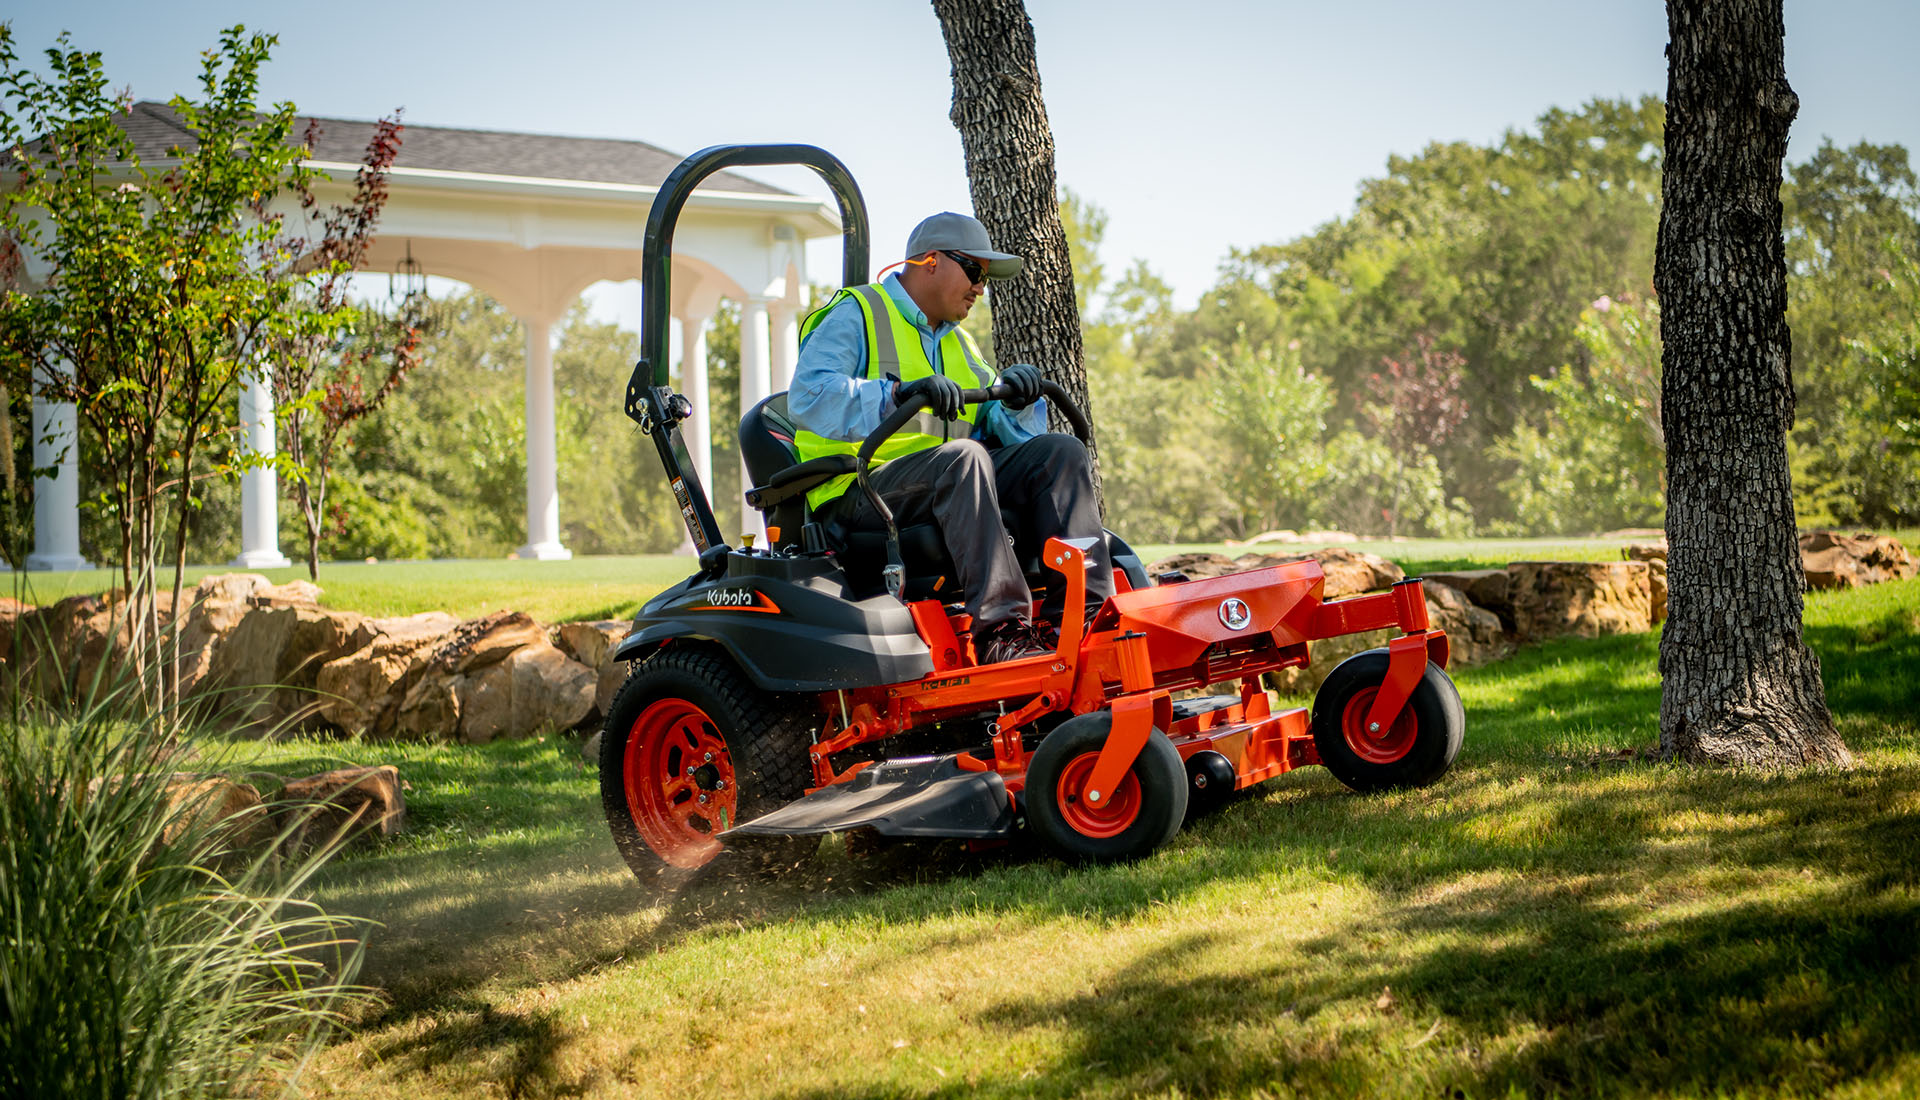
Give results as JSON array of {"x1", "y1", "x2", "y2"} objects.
[{"x1": 1218, "y1": 597, "x2": 1252, "y2": 630}]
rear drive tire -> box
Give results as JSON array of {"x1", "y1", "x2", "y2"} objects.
[
  {"x1": 599, "y1": 646, "x2": 818, "y2": 881},
  {"x1": 1026, "y1": 711, "x2": 1188, "y2": 862},
  {"x1": 1310, "y1": 648, "x2": 1463, "y2": 792}
]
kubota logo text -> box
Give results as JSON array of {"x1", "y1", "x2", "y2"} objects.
[{"x1": 689, "y1": 588, "x2": 781, "y2": 614}]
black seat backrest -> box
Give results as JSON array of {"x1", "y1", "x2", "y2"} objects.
[
  {"x1": 739, "y1": 392, "x2": 807, "y2": 548},
  {"x1": 739, "y1": 392, "x2": 801, "y2": 485}
]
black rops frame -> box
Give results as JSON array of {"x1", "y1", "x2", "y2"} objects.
[{"x1": 624, "y1": 144, "x2": 869, "y2": 554}]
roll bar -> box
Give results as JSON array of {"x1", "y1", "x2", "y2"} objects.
[{"x1": 624, "y1": 144, "x2": 870, "y2": 553}]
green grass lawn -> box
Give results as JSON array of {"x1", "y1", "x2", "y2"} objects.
[{"x1": 214, "y1": 576, "x2": 1920, "y2": 1100}]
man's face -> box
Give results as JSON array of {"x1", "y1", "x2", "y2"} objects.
[{"x1": 925, "y1": 251, "x2": 987, "y2": 324}]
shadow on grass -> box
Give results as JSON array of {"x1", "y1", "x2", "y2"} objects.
[
  {"x1": 760, "y1": 758, "x2": 1920, "y2": 1099},
  {"x1": 364, "y1": 997, "x2": 584, "y2": 1099}
]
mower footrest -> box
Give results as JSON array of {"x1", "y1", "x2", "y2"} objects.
[{"x1": 721, "y1": 754, "x2": 1015, "y2": 840}]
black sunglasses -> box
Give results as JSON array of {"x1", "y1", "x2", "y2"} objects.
[{"x1": 941, "y1": 250, "x2": 986, "y2": 284}]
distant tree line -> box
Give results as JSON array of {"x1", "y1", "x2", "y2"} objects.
[{"x1": 1080, "y1": 96, "x2": 1917, "y2": 542}]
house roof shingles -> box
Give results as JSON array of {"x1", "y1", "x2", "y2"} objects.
[{"x1": 118, "y1": 101, "x2": 787, "y2": 195}]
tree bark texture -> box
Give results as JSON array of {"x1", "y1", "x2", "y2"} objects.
[
  {"x1": 930, "y1": 0, "x2": 1099, "y2": 497},
  {"x1": 1654, "y1": 0, "x2": 1849, "y2": 766}
]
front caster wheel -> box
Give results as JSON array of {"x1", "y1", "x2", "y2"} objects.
[
  {"x1": 1026, "y1": 711, "x2": 1188, "y2": 863},
  {"x1": 1310, "y1": 648, "x2": 1464, "y2": 792}
]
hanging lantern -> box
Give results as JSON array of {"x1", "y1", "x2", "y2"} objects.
[{"x1": 389, "y1": 240, "x2": 427, "y2": 306}]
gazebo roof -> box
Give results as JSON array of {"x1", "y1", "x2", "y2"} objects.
[{"x1": 116, "y1": 101, "x2": 789, "y2": 195}]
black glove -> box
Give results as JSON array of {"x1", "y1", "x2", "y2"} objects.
[
  {"x1": 897, "y1": 374, "x2": 964, "y2": 420},
  {"x1": 999, "y1": 364, "x2": 1044, "y2": 410}
]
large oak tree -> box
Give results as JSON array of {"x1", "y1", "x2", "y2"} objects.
[{"x1": 1654, "y1": 0, "x2": 1850, "y2": 765}]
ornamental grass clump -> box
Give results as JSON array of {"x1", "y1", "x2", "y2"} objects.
[{"x1": 0, "y1": 643, "x2": 374, "y2": 1099}]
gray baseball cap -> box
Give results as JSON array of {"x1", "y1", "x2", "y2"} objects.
[{"x1": 904, "y1": 212, "x2": 1023, "y2": 280}]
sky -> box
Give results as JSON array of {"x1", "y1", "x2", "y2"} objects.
[{"x1": 9, "y1": 0, "x2": 1919, "y2": 319}]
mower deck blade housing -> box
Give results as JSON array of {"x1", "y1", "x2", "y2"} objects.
[{"x1": 720, "y1": 754, "x2": 1014, "y2": 840}]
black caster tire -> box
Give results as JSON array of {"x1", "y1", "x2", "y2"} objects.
[
  {"x1": 1026, "y1": 711, "x2": 1188, "y2": 862},
  {"x1": 1310, "y1": 648, "x2": 1464, "y2": 792}
]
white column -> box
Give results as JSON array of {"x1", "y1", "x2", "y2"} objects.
[
  {"x1": 231, "y1": 369, "x2": 291, "y2": 569},
  {"x1": 678, "y1": 311, "x2": 714, "y2": 494},
  {"x1": 737, "y1": 297, "x2": 773, "y2": 544},
  {"x1": 26, "y1": 357, "x2": 90, "y2": 572},
  {"x1": 770, "y1": 303, "x2": 799, "y2": 393},
  {"x1": 516, "y1": 316, "x2": 571, "y2": 560}
]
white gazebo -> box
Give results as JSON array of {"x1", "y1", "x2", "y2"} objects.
[{"x1": 18, "y1": 104, "x2": 843, "y2": 571}]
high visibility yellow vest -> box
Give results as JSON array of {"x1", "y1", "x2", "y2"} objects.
[{"x1": 792, "y1": 283, "x2": 997, "y2": 511}]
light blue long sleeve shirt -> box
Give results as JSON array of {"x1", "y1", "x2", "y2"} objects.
[{"x1": 787, "y1": 272, "x2": 1048, "y2": 444}]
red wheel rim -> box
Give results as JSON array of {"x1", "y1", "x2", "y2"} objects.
[
  {"x1": 623, "y1": 698, "x2": 739, "y2": 868},
  {"x1": 1054, "y1": 751, "x2": 1142, "y2": 839},
  {"x1": 1340, "y1": 686, "x2": 1418, "y2": 764}
]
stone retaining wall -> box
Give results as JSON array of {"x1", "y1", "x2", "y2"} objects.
[{"x1": 3, "y1": 574, "x2": 619, "y2": 743}]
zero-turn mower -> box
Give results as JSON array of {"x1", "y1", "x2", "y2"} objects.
[{"x1": 600, "y1": 145, "x2": 1463, "y2": 877}]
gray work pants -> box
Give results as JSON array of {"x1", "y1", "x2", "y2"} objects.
[{"x1": 819, "y1": 433, "x2": 1112, "y2": 629}]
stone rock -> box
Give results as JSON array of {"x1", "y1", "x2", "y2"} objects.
[
  {"x1": 1506, "y1": 561, "x2": 1653, "y2": 643},
  {"x1": 1305, "y1": 547, "x2": 1405, "y2": 598},
  {"x1": 1424, "y1": 581, "x2": 1512, "y2": 666},
  {"x1": 432, "y1": 611, "x2": 547, "y2": 674},
  {"x1": 85, "y1": 772, "x2": 273, "y2": 858},
  {"x1": 581, "y1": 729, "x2": 603, "y2": 765},
  {"x1": 203, "y1": 604, "x2": 368, "y2": 728},
  {"x1": 252, "y1": 579, "x2": 325, "y2": 607},
  {"x1": 161, "y1": 775, "x2": 271, "y2": 852},
  {"x1": 557, "y1": 620, "x2": 631, "y2": 717},
  {"x1": 200, "y1": 606, "x2": 295, "y2": 720},
  {"x1": 315, "y1": 613, "x2": 463, "y2": 736},
  {"x1": 516, "y1": 643, "x2": 597, "y2": 732},
  {"x1": 457, "y1": 642, "x2": 596, "y2": 744},
  {"x1": 0, "y1": 595, "x2": 29, "y2": 667},
  {"x1": 1623, "y1": 540, "x2": 1669, "y2": 563},
  {"x1": 1421, "y1": 569, "x2": 1513, "y2": 626},
  {"x1": 279, "y1": 607, "x2": 366, "y2": 688},
  {"x1": 1799, "y1": 531, "x2": 1916, "y2": 589},
  {"x1": 278, "y1": 765, "x2": 406, "y2": 851},
  {"x1": 11, "y1": 593, "x2": 118, "y2": 703},
  {"x1": 195, "y1": 572, "x2": 274, "y2": 605},
  {"x1": 367, "y1": 610, "x2": 462, "y2": 644},
  {"x1": 394, "y1": 668, "x2": 461, "y2": 740},
  {"x1": 173, "y1": 573, "x2": 272, "y2": 699},
  {"x1": 457, "y1": 658, "x2": 515, "y2": 744}
]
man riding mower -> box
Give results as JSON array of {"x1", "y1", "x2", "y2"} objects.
[{"x1": 599, "y1": 145, "x2": 1464, "y2": 879}]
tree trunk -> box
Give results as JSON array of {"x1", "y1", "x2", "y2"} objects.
[
  {"x1": 930, "y1": 0, "x2": 1100, "y2": 501},
  {"x1": 1654, "y1": 0, "x2": 1850, "y2": 766}
]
